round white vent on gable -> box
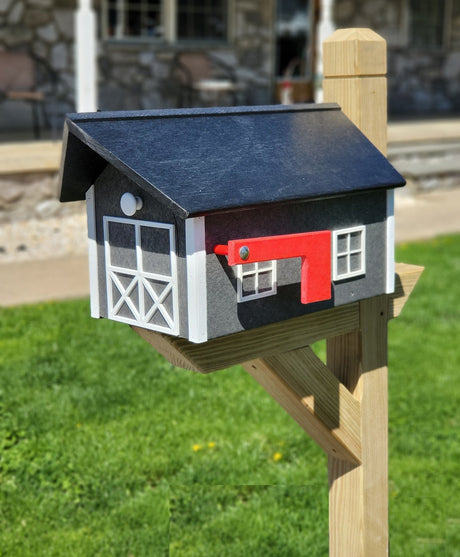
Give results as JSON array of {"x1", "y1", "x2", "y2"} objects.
[{"x1": 120, "y1": 192, "x2": 143, "y2": 216}]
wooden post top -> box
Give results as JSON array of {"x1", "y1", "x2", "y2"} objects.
[{"x1": 323, "y1": 28, "x2": 387, "y2": 77}]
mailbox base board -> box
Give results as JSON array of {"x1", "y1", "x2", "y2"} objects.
[{"x1": 133, "y1": 263, "x2": 423, "y2": 373}]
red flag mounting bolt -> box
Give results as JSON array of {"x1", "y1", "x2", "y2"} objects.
[{"x1": 214, "y1": 231, "x2": 331, "y2": 305}]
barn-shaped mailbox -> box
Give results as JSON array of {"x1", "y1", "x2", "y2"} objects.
[{"x1": 59, "y1": 103, "x2": 405, "y2": 343}]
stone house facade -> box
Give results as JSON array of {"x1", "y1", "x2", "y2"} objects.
[
  {"x1": 0, "y1": 0, "x2": 276, "y2": 130},
  {"x1": 0, "y1": 0, "x2": 459, "y2": 133},
  {"x1": 334, "y1": 0, "x2": 460, "y2": 115}
]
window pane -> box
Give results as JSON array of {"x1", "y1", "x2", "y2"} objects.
[
  {"x1": 242, "y1": 274, "x2": 256, "y2": 297},
  {"x1": 107, "y1": 5, "x2": 118, "y2": 37},
  {"x1": 409, "y1": 0, "x2": 445, "y2": 48},
  {"x1": 107, "y1": 221, "x2": 137, "y2": 269},
  {"x1": 350, "y1": 230, "x2": 362, "y2": 251},
  {"x1": 258, "y1": 271, "x2": 274, "y2": 293},
  {"x1": 337, "y1": 255, "x2": 348, "y2": 277},
  {"x1": 177, "y1": 0, "x2": 227, "y2": 40},
  {"x1": 336, "y1": 233, "x2": 348, "y2": 255},
  {"x1": 105, "y1": 0, "x2": 163, "y2": 39},
  {"x1": 276, "y1": 0, "x2": 310, "y2": 77},
  {"x1": 349, "y1": 252, "x2": 362, "y2": 274},
  {"x1": 141, "y1": 226, "x2": 172, "y2": 276},
  {"x1": 127, "y1": 8, "x2": 141, "y2": 36}
]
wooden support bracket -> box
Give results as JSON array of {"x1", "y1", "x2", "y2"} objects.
[{"x1": 243, "y1": 347, "x2": 362, "y2": 464}]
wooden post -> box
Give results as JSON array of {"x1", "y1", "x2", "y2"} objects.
[
  {"x1": 323, "y1": 28, "x2": 387, "y2": 154},
  {"x1": 323, "y1": 29, "x2": 390, "y2": 556}
]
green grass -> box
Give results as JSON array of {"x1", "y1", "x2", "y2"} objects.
[{"x1": 1, "y1": 234, "x2": 459, "y2": 556}]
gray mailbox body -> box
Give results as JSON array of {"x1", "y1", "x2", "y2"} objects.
[{"x1": 59, "y1": 104, "x2": 405, "y2": 343}]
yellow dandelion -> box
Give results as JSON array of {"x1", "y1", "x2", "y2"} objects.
[
  {"x1": 208, "y1": 442, "x2": 216, "y2": 449},
  {"x1": 272, "y1": 452, "x2": 283, "y2": 462},
  {"x1": 193, "y1": 444, "x2": 203, "y2": 452},
  {"x1": 76, "y1": 423, "x2": 82, "y2": 428}
]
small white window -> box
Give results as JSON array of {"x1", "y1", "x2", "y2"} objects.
[
  {"x1": 333, "y1": 226, "x2": 366, "y2": 281},
  {"x1": 237, "y1": 261, "x2": 277, "y2": 303}
]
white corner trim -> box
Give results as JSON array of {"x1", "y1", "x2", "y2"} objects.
[
  {"x1": 386, "y1": 189, "x2": 395, "y2": 294},
  {"x1": 86, "y1": 185, "x2": 100, "y2": 318},
  {"x1": 185, "y1": 217, "x2": 208, "y2": 343}
]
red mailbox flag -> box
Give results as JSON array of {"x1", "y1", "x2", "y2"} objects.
[{"x1": 215, "y1": 231, "x2": 331, "y2": 305}]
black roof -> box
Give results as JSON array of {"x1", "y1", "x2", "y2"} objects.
[{"x1": 59, "y1": 104, "x2": 405, "y2": 218}]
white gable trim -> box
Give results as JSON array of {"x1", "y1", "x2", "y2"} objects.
[
  {"x1": 386, "y1": 189, "x2": 395, "y2": 294},
  {"x1": 86, "y1": 185, "x2": 100, "y2": 318},
  {"x1": 185, "y1": 217, "x2": 208, "y2": 343}
]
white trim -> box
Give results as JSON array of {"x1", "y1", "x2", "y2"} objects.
[
  {"x1": 103, "y1": 216, "x2": 180, "y2": 335},
  {"x1": 75, "y1": 0, "x2": 97, "y2": 112},
  {"x1": 86, "y1": 185, "x2": 100, "y2": 318},
  {"x1": 386, "y1": 189, "x2": 395, "y2": 294},
  {"x1": 332, "y1": 226, "x2": 366, "y2": 281},
  {"x1": 164, "y1": 0, "x2": 176, "y2": 42},
  {"x1": 185, "y1": 217, "x2": 208, "y2": 344},
  {"x1": 237, "y1": 261, "x2": 277, "y2": 303}
]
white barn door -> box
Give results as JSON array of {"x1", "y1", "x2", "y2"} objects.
[{"x1": 103, "y1": 216, "x2": 179, "y2": 335}]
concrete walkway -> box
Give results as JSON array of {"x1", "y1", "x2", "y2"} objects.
[
  {"x1": 1, "y1": 254, "x2": 89, "y2": 307},
  {"x1": 1, "y1": 186, "x2": 459, "y2": 307},
  {"x1": 395, "y1": 187, "x2": 460, "y2": 243}
]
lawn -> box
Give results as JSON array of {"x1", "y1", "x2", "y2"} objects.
[{"x1": 0, "y1": 235, "x2": 459, "y2": 556}]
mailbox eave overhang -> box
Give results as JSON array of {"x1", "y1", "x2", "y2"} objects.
[{"x1": 58, "y1": 103, "x2": 405, "y2": 219}]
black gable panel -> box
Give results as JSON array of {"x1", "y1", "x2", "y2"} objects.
[
  {"x1": 60, "y1": 105, "x2": 405, "y2": 217},
  {"x1": 58, "y1": 126, "x2": 107, "y2": 202}
]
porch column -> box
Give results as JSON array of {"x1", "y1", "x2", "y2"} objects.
[
  {"x1": 315, "y1": 0, "x2": 335, "y2": 102},
  {"x1": 75, "y1": 0, "x2": 98, "y2": 112}
]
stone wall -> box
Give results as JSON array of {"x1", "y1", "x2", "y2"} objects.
[
  {"x1": 334, "y1": 0, "x2": 460, "y2": 115},
  {"x1": 0, "y1": 0, "x2": 77, "y2": 129},
  {"x1": 0, "y1": 171, "x2": 84, "y2": 224},
  {"x1": 0, "y1": 0, "x2": 274, "y2": 130}
]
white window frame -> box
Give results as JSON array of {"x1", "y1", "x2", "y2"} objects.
[
  {"x1": 102, "y1": 0, "x2": 231, "y2": 43},
  {"x1": 237, "y1": 261, "x2": 277, "y2": 303},
  {"x1": 104, "y1": 216, "x2": 180, "y2": 335},
  {"x1": 332, "y1": 226, "x2": 366, "y2": 282}
]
